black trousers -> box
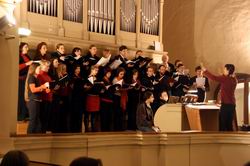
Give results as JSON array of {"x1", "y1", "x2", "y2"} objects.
[
  {"x1": 40, "y1": 101, "x2": 52, "y2": 133},
  {"x1": 113, "y1": 95, "x2": 124, "y2": 131},
  {"x1": 197, "y1": 88, "x2": 205, "y2": 102},
  {"x1": 219, "y1": 103, "x2": 236, "y2": 131},
  {"x1": 18, "y1": 79, "x2": 29, "y2": 121},
  {"x1": 100, "y1": 100, "x2": 113, "y2": 131},
  {"x1": 70, "y1": 100, "x2": 83, "y2": 133},
  {"x1": 51, "y1": 96, "x2": 70, "y2": 133}
]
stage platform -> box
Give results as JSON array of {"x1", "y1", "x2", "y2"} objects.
[
  {"x1": 12, "y1": 108, "x2": 250, "y2": 166},
  {"x1": 1, "y1": 131, "x2": 250, "y2": 166}
]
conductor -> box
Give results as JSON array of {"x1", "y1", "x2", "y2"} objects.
[{"x1": 201, "y1": 63, "x2": 237, "y2": 131}]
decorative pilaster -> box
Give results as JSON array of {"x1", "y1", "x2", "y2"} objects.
[
  {"x1": 115, "y1": 0, "x2": 121, "y2": 45},
  {"x1": 19, "y1": 0, "x2": 29, "y2": 28},
  {"x1": 159, "y1": 0, "x2": 164, "y2": 50},
  {"x1": 136, "y1": 0, "x2": 141, "y2": 48},
  {"x1": 58, "y1": 0, "x2": 65, "y2": 36},
  {"x1": 244, "y1": 80, "x2": 249, "y2": 124},
  {"x1": 83, "y1": 0, "x2": 89, "y2": 40}
]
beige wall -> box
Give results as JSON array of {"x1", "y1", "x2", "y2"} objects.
[
  {"x1": 0, "y1": 27, "x2": 18, "y2": 138},
  {"x1": 0, "y1": 27, "x2": 18, "y2": 154},
  {"x1": 163, "y1": 0, "x2": 250, "y2": 100},
  {"x1": 163, "y1": 0, "x2": 195, "y2": 71}
]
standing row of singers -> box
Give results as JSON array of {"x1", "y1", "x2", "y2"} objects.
[{"x1": 19, "y1": 42, "x2": 210, "y2": 133}]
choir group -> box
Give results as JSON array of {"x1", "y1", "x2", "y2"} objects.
[{"x1": 18, "y1": 42, "x2": 210, "y2": 134}]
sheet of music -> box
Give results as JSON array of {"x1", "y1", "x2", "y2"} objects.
[
  {"x1": 88, "y1": 76, "x2": 94, "y2": 84},
  {"x1": 114, "y1": 79, "x2": 123, "y2": 86},
  {"x1": 97, "y1": 55, "x2": 111, "y2": 66},
  {"x1": 109, "y1": 59, "x2": 123, "y2": 69},
  {"x1": 196, "y1": 77, "x2": 205, "y2": 87}
]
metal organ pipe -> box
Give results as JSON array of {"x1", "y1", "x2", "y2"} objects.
[
  {"x1": 63, "y1": 0, "x2": 83, "y2": 22},
  {"x1": 120, "y1": 0, "x2": 136, "y2": 33},
  {"x1": 98, "y1": 0, "x2": 103, "y2": 33},
  {"x1": 107, "y1": 0, "x2": 111, "y2": 34},
  {"x1": 94, "y1": 0, "x2": 98, "y2": 32},
  {"x1": 26, "y1": 0, "x2": 148, "y2": 35},
  {"x1": 140, "y1": 0, "x2": 159, "y2": 35},
  {"x1": 90, "y1": 0, "x2": 94, "y2": 32},
  {"x1": 111, "y1": 0, "x2": 114, "y2": 35},
  {"x1": 28, "y1": 0, "x2": 57, "y2": 17},
  {"x1": 48, "y1": 0, "x2": 50, "y2": 16},
  {"x1": 88, "y1": 0, "x2": 115, "y2": 35}
]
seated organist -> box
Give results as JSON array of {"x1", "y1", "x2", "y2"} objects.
[{"x1": 136, "y1": 91, "x2": 160, "y2": 132}]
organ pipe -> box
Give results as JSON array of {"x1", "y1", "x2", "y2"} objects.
[
  {"x1": 140, "y1": 0, "x2": 159, "y2": 35},
  {"x1": 88, "y1": 0, "x2": 115, "y2": 35},
  {"x1": 28, "y1": 0, "x2": 57, "y2": 17}
]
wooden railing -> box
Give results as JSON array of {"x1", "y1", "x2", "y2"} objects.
[{"x1": 10, "y1": 132, "x2": 250, "y2": 166}]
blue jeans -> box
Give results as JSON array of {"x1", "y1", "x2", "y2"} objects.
[{"x1": 27, "y1": 100, "x2": 42, "y2": 133}]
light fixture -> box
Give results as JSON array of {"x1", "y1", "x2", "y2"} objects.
[
  {"x1": 0, "y1": 0, "x2": 23, "y2": 39},
  {"x1": 0, "y1": 1, "x2": 16, "y2": 28},
  {"x1": 5, "y1": 12, "x2": 15, "y2": 26},
  {"x1": 0, "y1": 0, "x2": 25, "y2": 28},
  {"x1": 18, "y1": 27, "x2": 31, "y2": 36}
]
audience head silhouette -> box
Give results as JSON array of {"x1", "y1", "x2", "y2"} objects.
[
  {"x1": 0, "y1": 150, "x2": 29, "y2": 166},
  {"x1": 69, "y1": 157, "x2": 102, "y2": 166},
  {"x1": 244, "y1": 161, "x2": 250, "y2": 166}
]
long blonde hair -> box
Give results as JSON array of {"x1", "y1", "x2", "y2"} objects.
[
  {"x1": 57, "y1": 63, "x2": 67, "y2": 77},
  {"x1": 24, "y1": 63, "x2": 40, "y2": 102}
]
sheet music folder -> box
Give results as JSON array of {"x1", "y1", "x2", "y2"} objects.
[
  {"x1": 49, "y1": 75, "x2": 70, "y2": 88},
  {"x1": 109, "y1": 59, "x2": 123, "y2": 70}
]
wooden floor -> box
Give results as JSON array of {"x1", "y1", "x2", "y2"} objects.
[
  {"x1": 16, "y1": 121, "x2": 86, "y2": 135},
  {"x1": 17, "y1": 121, "x2": 28, "y2": 135}
]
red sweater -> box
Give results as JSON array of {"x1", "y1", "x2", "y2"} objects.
[
  {"x1": 19, "y1": 53, "x2": 30, "y2": 79},
  {"x1": 37, "y1": 71, "x2": 53, "y2": 102},
  {"x1": 204, "y1": 70, "x2": 237, "y2": 104}
]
